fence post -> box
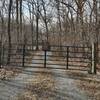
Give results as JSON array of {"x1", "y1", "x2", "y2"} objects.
[
  {"x1": 91, "y1": 43, "x2": 97, "y2": 74},
  {"x1": 66, "y1": 46, "x2": 69, "y2": 69},
  {"x1": 22, "y1": 44, "x2": 25, "y2": 67},
  {"x1": 0, "y1": 42, "x2": 1, "y2": 67},
  {"x1": 44, "y1": 50, "x2": 47, "y2": 68},
  {"x1": 1, "y1": 44, "x2": 4, "y2": 66}
]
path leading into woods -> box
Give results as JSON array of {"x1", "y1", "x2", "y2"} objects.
[{"x1": 0, "y1": 51, "x2": 88, "y2": 100}]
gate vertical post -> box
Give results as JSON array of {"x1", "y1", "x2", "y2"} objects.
[
  {"x1": 44, "y1": 50, "x2": 47, "y2": 68},
  {"x1": 22, "y1": 44, "x2": 25, "y2": 67},
  {"x1": 66, "y1": 46, "x2": 69, "y2": 69},
  {"x1": 91, "y1": 43, "x2": 97, "y2": 74}
]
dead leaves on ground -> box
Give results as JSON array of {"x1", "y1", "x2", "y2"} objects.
[
  {"x1": 78, "y1": 80, "x2": 100, "y2": 100},
  {"x1": 16, "y1": 91, "x2": 37, "y2": 100},
  {"x1": 27, "y1": 73, "x2": 55, "y2": 91},
  {"x1": 0, "y1": 67, "x2": 21, "y2": 80},
  {"x1": 16, "y1": 71, "x2": 55, "y2": 100}
]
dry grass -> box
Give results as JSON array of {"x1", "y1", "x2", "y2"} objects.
[
  {"x1": 0, "y1": 67, "x2": 22, "y2": 80},
  {"x1": 77, "y1": 77, "x2": 100, "y2": 100},
  {"x1": 16, "y1": 70, "x2": 55, "y2": 100},
  {"x1": 65, "y1": 70, "x2": 100, "y2": 99},
  {"x1": 27, "y1": 72, "x2": 55, "y2": 91},
  {"x1": 15, "y1": 91, "x2": 37, "y2": 100},
  {"x1": 27, "y1": 71, "x2": 55, "y2": 98}
]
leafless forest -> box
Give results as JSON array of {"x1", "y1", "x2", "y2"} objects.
[
  {"x1": 0, "y1": 0, "x2": 99, "y2": 46},
  {"x1": 0, "y1": 0, "x2": 100, "y2": 100}
]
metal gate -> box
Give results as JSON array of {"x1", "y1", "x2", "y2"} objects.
[
  {"x1": 1, "y1": 43, "x2": 94, "y2": 72},
  {"x1": 22, "y1": 44, "x2": 92, "y2": 71}
]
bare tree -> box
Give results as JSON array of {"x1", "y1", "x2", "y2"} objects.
[
  {"x1": 20, "y1": 0, "x2": 23, "y2": 43},
  {"x1": 16, "y1": 0, "x2": 19, "y2": 46},
  {"x1": 36, "y1": 0, "x2": 39, "y2": 50},
  {"x1": 7, "y1": 0, "x2": 13, "y2": 63}
]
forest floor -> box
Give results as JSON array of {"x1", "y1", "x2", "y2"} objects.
[{"x1": 0, "y1": 51, "x2": 100, "y2": 100}]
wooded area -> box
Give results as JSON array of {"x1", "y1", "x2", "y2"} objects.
[
  {"x1": 0, "y1": 0, "x2": 100, "y2": 46},
  {"x1": 0, "y1": 0, "x2": 100, "y2": 66},
  {"x1": 0, "y1": 0, "x2": 100, "y2": 100}
]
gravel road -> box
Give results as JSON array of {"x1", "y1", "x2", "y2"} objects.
[{"x1": 0, "y1": 51, "x2": 88, "y2": 100}]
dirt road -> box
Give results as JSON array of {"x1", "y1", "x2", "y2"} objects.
[{"x1": 0, "y1": 51, "x2": 89, "y2": 100}]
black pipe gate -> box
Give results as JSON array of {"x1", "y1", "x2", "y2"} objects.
[{"x1": 0, "y1": 43, "x2": 96, "y2": 73}]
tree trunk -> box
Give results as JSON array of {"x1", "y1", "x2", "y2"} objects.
[
  {"x1": 7, "y1": 0, "x2": 13, "y2": 64},
  {"x1": 20, "y1": 0, "x2": 22, "y2": 44},
  {"x1": 16, "y1": 0, "x2": 19, "y2": 46},
  {"x1": 36, "y1": 1, "x2": 39, "y2": 50}
]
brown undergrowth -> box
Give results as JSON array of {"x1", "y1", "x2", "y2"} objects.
[
  {"x1": 65, "y1": 70, "x2": 100, "y2": 100},
  {"x1": 78, "y1": 80, "x2": 100, "y2": 100},
  {"x1": 0, "y1": 66, "x2": 22, "y2": 80},
  {"x1": 16, "y1": 69, "x2": 55, "y2": 100},
  {"x1": 74, "y1": 72, "x2": 100, "y2": 100}
]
